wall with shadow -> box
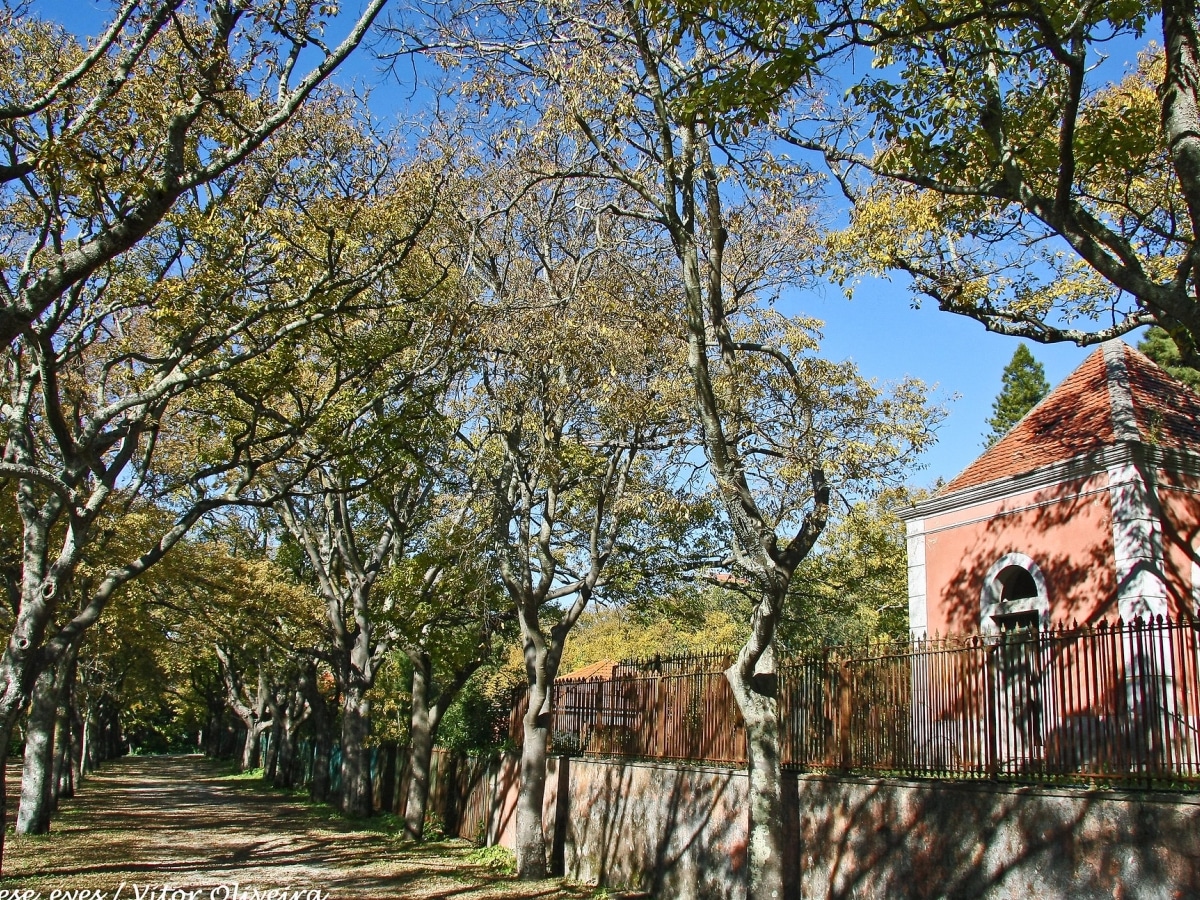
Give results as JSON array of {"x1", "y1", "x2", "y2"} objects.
[
  {"x1": 1156, "y1": 468, "x2": 1200, "y2": 614},
  {"x1": 562, "y1": 757, "x2": 749, "y2": 900},
  {"x1": 793, "y1": 773, "x2": 1200, "y2": 900},
  {"x1": 440, "y1": 749, "x2": 1200, "y2": 899}
]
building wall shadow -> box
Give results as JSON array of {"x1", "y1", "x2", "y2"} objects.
[{"x1": 439, "y1": 748, "x2": 1200, "y2": 899}]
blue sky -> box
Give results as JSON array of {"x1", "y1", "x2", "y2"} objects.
[
  {"x1": 39, "y1": 0, "x2": 1152, "y2": 487},
  {"x1": 786, "y1": 277, "x2": 1097, "y2": 488}
]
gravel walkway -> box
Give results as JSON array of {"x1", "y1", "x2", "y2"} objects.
[{"x1": 4, "y1": 755, "x2": 606, "y2": 900}]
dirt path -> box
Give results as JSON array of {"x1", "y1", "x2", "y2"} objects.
[{"x1": 4, "y1": 755, "x2": 605, "y2": 900}]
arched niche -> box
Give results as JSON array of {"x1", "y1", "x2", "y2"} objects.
[{"x1": 980, "y1": 552, "x2": 1049, "y2": 634}]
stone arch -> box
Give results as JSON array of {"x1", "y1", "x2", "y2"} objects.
[{"x1": 980, "y1": 552, "x2": 1049, "y2": 634}]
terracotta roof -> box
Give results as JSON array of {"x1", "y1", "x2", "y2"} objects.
[
  {"x1": 557, "y1": 659, "x2": 617, "y2": 681},
  {"x1": 942, "y1": 341, "x2": 1200, "y2": 494}
]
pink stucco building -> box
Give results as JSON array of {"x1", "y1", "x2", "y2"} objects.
[{"x1": 903, "y1": 340, "x2": 1200, "y2": 637}]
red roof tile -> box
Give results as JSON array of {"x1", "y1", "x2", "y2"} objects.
[
  {"x1": 1128, "y1": 349, "x2": 1200, "y2": 449},
  {"x1": 942, "y1": 342, "x2": 1200, "y2": 494}
]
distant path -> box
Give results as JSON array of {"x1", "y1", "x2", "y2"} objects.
[{"x1": 5, "y1": 755, "x2": 599, "y2": 900}]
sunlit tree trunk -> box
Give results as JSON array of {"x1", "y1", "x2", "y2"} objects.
[
  {"x1": 515, "y1": 675, "x2": 552, "y2": 878},
  {"x1": 726, "y1": 640, "x2": 785, "y2": 900},
  {"x1": 16, "y1": 642, "x2": 79, "y2": 835}
]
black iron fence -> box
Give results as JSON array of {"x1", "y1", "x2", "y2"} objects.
[{"x1": 509, "y1": 615, "x2": 1200, "y2": 786}]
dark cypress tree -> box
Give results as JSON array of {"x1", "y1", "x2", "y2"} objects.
[
  {"x1": 985, "y1": 344, "x2": 1050, "y2": 446},
  {"x1": 1137, "y1": 326, "x2": 1200, "y2": 391}
]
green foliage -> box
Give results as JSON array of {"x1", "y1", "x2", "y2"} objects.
[
  {"x1": 222, "y1": 767, "x2": 267, "y2": 781},
  {"x1": 466, "y1": 845, "x2": 517, "y2": 874},
  {"x1": 1138, "y1": 327, "x2": 1200, "y2": 391},
  {"x1": 422, "y1": 810, "x2": 447, "y2": 841},
  {"x1": 984, "y1": 344, "x2": 1050, "y2": 446},
  {"x1": 781, "y1": 492, "x2": 914, "y2": 650},
  {"x1": 815, "y1": 15, "x2": 1200, "y2": 368},
  {"x1": 436, "y1": 673, "x2": 513, "y2": 754},
  {"x1": 556, "y1": 592, "x2": 750, "y2": 674}
]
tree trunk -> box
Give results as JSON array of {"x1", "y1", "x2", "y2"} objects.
[
  {"x1": 400, "y1": 644, "x2": 489, "y2": 840},
  {"x1": 274, "y1": 721, "x2": 295, "y2": 789},
  {"x1": 17, "y1": 655, "x2": 69, "y2": 835},
  {"x1": 51, "y1": 710, "x2": 72, "y2": 806},
  {"x1": 15, "y1": 643, "x2": 78, "y2": 840},
  {"x1": 70, "y1": 689, "x2": 85, "y2": 781},
  {"x1": 273, "y1": 686, "x2": 306, "y2": 790},
  {"x1": 0, "y1": 569, "x2": 57, "y2": 869},
  {"x1": 204, "y1": 710, "x2": 220, "y2": 757},
  {"x1": 297, "y1": 661, "x2": 333, "y2": 801},
  {"x1": 727, "y1": 644, "x2": 785, "y2": 900},
  {"x1": 378, "y1": 741, "x2": 398, "y2": 814},
  {"x1": 83, "y1": 698, "x2": 109, "y2": 772},
  {"x1": 0, "y1": 715, "x2": 16, "y2": 876},
  {"x1": 240, "y1": 724, "x2": 261, "y2": 771},
  {"x1": 264, "y1": 719, "x2": 280, "y2": 783},
  {"x1": 515, "y1": 681, "x2": 550, "y2": 879},
  {"x1": 340, "y1": 684, "x2": 372, "y2": 817},
  {"x1": 311, "y1": 727, "x2": 334, "y2": 803},
  {"x1": 403, "y1": 665, "x2": 437, "y2": 841},
  {"x1": 51, "y1": 647, "x2": 77, "y2": 805},
  {"x1": 80, "y1": 705, "x2": 94, "y2": 775},
  {"x1": 104, "y1": 700, "x2": 122, "y2": 760}
]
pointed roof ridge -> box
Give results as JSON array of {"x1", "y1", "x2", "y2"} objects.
[
  {"x1": 939, "y1": 340, "x2": 1200, "y2": 496},
  {"x1": 557, "y1": 659, "x2": 617, "y2": 681},
  {"x1": 1121, "y1": 339, "x2": 1200, "y2": 448},
  {"x1": 1101, "y1": 339, "x2": 1139, "y2": 443}
]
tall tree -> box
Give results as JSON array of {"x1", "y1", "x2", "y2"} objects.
[
  {"x1": 984, "y1": 344, "x2": 1050, "y2": 446},
  {"x1": 0, "y1": 60, "x2": 445, "y2": 858},
  {"x1": 388, "y1": 527, "x2": 510, "y2": 841},
  {"x1": 272, "y1": 299, "x2": 467, "y2": 818},
  {"x1": 419, "y1": 8, "x2": 942, "y2": 892},
  {"x1": 452, "y1": 161, "x2": 700, "y2": 877}
]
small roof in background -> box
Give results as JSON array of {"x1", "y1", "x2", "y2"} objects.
[
  {"x1": 942, "y1": 341, "x2": 1200, "y2": 495},
  {"x1": 557, "y1": 659, "x2": 617, "y2": 681}
]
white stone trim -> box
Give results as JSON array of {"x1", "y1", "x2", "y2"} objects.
[
  {"x1": 1192, "y1": 553, "x2": 1200, "y2": 616},
  {"x1": 1102, "y1": 340, "x2": 1140, "y2": 442},
  {"x1": 1107, "y1": 460, "x2": 1168, "y2": 620},
  {"x1": 980, "y1": 552, "x2": 1049, "y2": 634},
  {"x1": 906, "y1": 519, "x2": 928, "y2": 638}
]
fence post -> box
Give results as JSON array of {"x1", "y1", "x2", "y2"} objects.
[
  {"x1": 838, "y1": 659, "x2": 853, "y2": 772},
  {"x1": 654, "y1": 677, "x2": 667, "y2": 758},
  {"x1": 985, "y1": 642, "x2": 999, "y2": 778}
]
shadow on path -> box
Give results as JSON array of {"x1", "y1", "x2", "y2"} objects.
[{"x1": 6, "y1": 755, "x2": 598, "y2": 900}]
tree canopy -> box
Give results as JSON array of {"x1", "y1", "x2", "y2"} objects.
[
  {"x1": 412, "y1": 0, "x2": 944, "y2": 886},
  {"x1": 659, "y1": 1, "x2": 1200, "y2": 371}
]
